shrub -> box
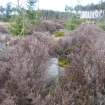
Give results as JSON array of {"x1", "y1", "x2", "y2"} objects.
[
  {"x1": 10, "y1": 16, "x2": 26, "y2": 36},
  {"x1": 32, "y1": 32, "x2": 55, "y2": 55},
  {"x1": 0, "y1": 35, "x2": 50, "y2": 105},
  {"x1": 52, "y1": 24, "x2": 105, "y2": 105},
  {"x1": 10, "y1": 12, "x2": 41, "y2": 36},
  {"x1": 9, "y1": 3, "x2": 41, "y2": 36},
  {"x1": 1, "y1": 24, "x2": 105, "y2": 105}
]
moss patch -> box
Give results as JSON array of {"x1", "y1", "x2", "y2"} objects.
[
  {"x1": 54, "y1": 31, "x2": 64, "y2": 37},
  {"x1": 58, "y1": 57, "x2": 70, "y2": 68}
]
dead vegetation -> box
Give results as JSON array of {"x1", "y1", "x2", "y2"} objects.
[{"x1": 0, "y1": 22, "x2": 9, "y2": 34}]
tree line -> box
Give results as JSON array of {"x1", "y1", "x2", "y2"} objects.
[
  {"x1": 0, "y1": 1, "x2": 75, "y2": 22},
  {"x1": 65, "y1": 0, "x2": 105, "y2": 18}
]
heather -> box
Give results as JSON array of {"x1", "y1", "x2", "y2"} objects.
[
  {"x1": 1, "y1": 0, "x2": 105, "y2": 104},
  {"x1": 0, "y1": 23, "x2": 105, "y2": 105}
]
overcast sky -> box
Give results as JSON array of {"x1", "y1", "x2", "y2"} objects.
[{"x1": 0, "y1": 0, "x2": 100, "y2": 11}]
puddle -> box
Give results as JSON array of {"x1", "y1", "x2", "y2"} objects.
[
  {"x1": 0, "y1": 43, "x2": 6, "y2": 50},
  {"x1": 46, "y1": 58, "x2": 65, "y2": 81}
]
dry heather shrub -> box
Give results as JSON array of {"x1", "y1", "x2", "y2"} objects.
[
  {"x1": 33, "y1": 32, "x2": 54, "y2": 47},
  {"x1": 1, "y1": 24, "x2": 105, "y2": 105},
  {"x1": 0, "y1": 35, "x2": 50, "y2": 105},
  {"x1": 65, "y1": 24, "x2": 105, "y2": 90},
  {"x1": 33, "y1": 32, "x2": 56, "y2": 56},
  {"x1": 41, "y1": 20, "x2": 64, "y2": 32},
  {"x1": 32, "y1": 20, "x2": 64, "y2": 34},
  {"x1": 47, "y1": 36, "x2": 94, "y2": 105},
  {"x1": 0, "y1": 25, "x2": 8, "y2": 33},
  {"x1": 42, "y1": 24, "x2": 105, "y2": 105},
  {"x1": 0, "y1": 35, "x2": 10, "y2": 44},
  {"x1": 51, "y1": 24, "x2": 105, "y2": 105},
  {"x1": 7, "y1": 32, "x2": 55, "y2": 53},
  {"x1": 55, "y1": 24, "x2": 105, "y2": 83},
  {"x1": 1, "y1": 97, "x2": 15, "y2": 105}
]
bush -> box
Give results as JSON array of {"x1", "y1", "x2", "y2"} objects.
[
  {"x1": 33, "y1": 20, "x2": 64, "y2": 34},
  {"x1": 51, "y1": 24, "x2": 105, "y2": 105},
  {"x1": 9, "y1": 8, "x2": 41, "y2": 36},
  {"x1": 9, "y1": 15, "x2": 29, "y2": 36},
  {"x1": 32, "y1": 32, "x2": 55, "y2": 55},
  {"x1": 0, "y1": 35, "x2": 50, "y2": 105},
  {"x1": 2, "y1": 24, "x2": 105, "y2": 105}
]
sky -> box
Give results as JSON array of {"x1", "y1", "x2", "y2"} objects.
[{"x1": 0, "y1": 0, "x2": 100, "y2": 11}]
